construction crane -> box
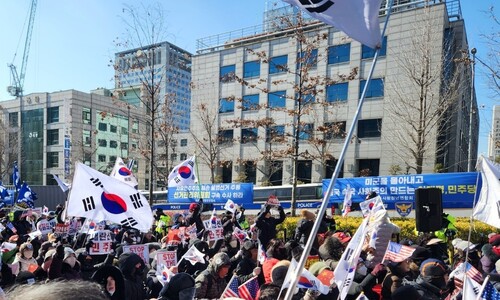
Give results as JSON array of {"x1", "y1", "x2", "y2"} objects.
[{"x1": 7, "y1": 0, "x2": 38, "y2": 98}]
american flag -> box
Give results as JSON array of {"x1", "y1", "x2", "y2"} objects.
[
  {"x1": 482, "y1": 281, "x2": 500, "y2": 300},
  {"x1": 222, "y1": 274, "x2": 240, "y2": 299},
  {"x1": 464, "y1": 262, "x2": 483, "y2": 283},
  {"x1": 383, "y1": 242, "x2": 415, "y2": 263},
  {"x1": 238, "y1": 276, "x2": 259, "y2": 300}
]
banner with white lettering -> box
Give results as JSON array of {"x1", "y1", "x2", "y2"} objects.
[{"x1": 89, "y1": 230, "x2": 113, "y2": 255}]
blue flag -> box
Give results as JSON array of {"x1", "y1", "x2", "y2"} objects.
[
  {"x1": 17, "y1": 182, "x2": 37, "y2": 208},
  {"x1": 0, "y1": 182, "x2": 9, "y2": 200},
  {"x1": 12, "y1": 162, "x2": 21, "y2": 191}
]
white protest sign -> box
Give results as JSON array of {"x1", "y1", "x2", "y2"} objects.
[
  {"x1": 123, "y1": 244, "x2": 150, "y2": 264},
  {"x1": 202, "y1": 219, "x2": 224, "y2": 241},
  {"x1": 156, "y1": 250, "x2": 178, "y2": 268},
  {"x1": 89, "y1": 230, "x2": 114, "y2": 255}
]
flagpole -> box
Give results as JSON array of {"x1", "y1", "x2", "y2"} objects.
[
  {"x1": 464, "y1": 159, "x2": 482, "y2": 266},
  {"x1": 283, "y1": 1, "x2": 395, "y2": 299},
  {"x1": 193, "y1": 154, "x2": 203, "y2": 202}
]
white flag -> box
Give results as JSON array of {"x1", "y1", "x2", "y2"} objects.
[
  {"x1": 342, "y1": 184, "x2": 354, "y2": 217},
  {"x1": 168, "y1": 156, "x2": 197, "y2": 187},
  {"x1": 224, "y1": 199, "x2": 237, "y2": 213},
  {"x1": 359, "y1": 195, "x2": 385, "y2": 217},
  {"x1": 67, "y1": 162, "x2": 153, "y2": 232},
  {"x1": 463, "y1": 274, "x2": 482, "y2": 299},
  {"x1": 282, "y1": 0, "x2": 383, "y2": 49},
  {"x1": 334, "y1": 217, "x2": 369, "y2": 300},
  {"x1": 52, "y1": 174, "x2": 70, "y2": 192},
  {"x1": 180, "y1": 244, "x2": 205, "y2": 265},
  {"x1": 110, "y1": 157, "x2": 138, "y2": 188},
  {"x1": 473, "y1": 157, "x2": 500, "y2": 229}
]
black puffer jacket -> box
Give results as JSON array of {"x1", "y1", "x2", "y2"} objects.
[{"x1": 118, "y1": 252, "x2": 147, "y2": 300}]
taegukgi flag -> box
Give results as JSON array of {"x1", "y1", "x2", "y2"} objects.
[
  {"x1": 67, "y1": 162, "x2": 153, "y2": 232},
  {"x1": 110, "y1": 157, "x2": 138, "y2": 188},
  {"x1": 282, "y1": 0, "x2": 384, "y2": 49},
  {"x1": 473, "y1": 156, "x2": 500, "y2": 229},
  {"x1": 168, "y1": 156, "x2": 197, "y2": 187}
]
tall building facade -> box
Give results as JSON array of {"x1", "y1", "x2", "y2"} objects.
[
  {"x1": 190, "y1": 0, "x2": 479, "y2": 186},
  {"x1": 114, "y1": 42, "x2": 192, "y2": 132},
  {"x1": 0, "y1": 89, "x2": 147, "y2": 187},
  {"x1": 488, "y1": 105, "x2": 500, "y2": 159}
]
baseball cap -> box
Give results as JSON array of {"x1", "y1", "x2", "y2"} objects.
[{"x1": 332, "y1": 232, "x2": 351, "y2": 244}]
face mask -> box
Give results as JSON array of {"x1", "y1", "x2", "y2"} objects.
[
  {"x1": 358, "y1": 265, "x2": 368, "y2": 276},
  {"x1": 229, "y1": 240, "x2": 238, "y2": 248},
  {"x1": 107, "y1": 289, "x2": 115, "y2": 296},
  {"x1": 178, "y1": 287, "x2": 196, "y2": 299},
  {"x1": 65, "y1": 256, "x2": 77, "y2": 268},
  {"x1": 23, "y1": 250, "x2": 34, "y2": 259}
]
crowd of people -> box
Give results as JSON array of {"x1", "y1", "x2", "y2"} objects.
[{"x1": 0, "y1": 198, "x2": 498, "y2": 300}]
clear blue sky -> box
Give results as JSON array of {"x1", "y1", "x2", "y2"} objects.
[{"x1": 0, "y1": 0, "x2": 497, "y2": 155}]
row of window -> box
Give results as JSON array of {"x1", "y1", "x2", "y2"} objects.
[
  {"x1": 218, "y1": 119, "x2": 382, "y2": 144},
  {"x1": 9, "y1": 107, "x2": 60, "y2": 127},
  {"x1": 220, "y1": 37, "x2": 387, "y2": 81},
  {"x1": 219, "y1": 78, "x2": 384, "y2": 113},
  {"x1": 97, "y1": 139, "x2": 129, "y2": 150}
]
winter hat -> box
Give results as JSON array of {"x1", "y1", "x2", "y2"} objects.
[
  {"x1": 211, "y1": 252, "x2": 231, "y2": 271},
  {"x1": 271, "y1": 261, "x2": 290, "y2": 284},
  {"x1": 332, "y1": 232, "x2": 351, "y2": 244},
  {"x1": 420, "y1": 258, "x2": 448, "y2": 278},
  {"x1": 19, "y1": 242, "x2": 33, "y2": 253},
  {"x1": 189, "y1": 203, "x2": 198, "y2": 211},
  {"x1": 309, "y1": 261, "x2": 328, "y2": 276},
  {"x1": 159, "y1": 272, "x2": 195, "y2": 300},
  {"x1": 15, "y1": 271, "x2": 35, "y2": 285},
  {"x1": 63, "y1": 247, "x2": 76, "y2": 261},
  {"x1": 319, "y1": 236, "x2": 343, "y2": 260},
  {"x1": 489, "y1": 233, "x2": 500, "y2": 246},
  {"x1": 391, "y1": 285, "x2": 420, "y2": 300},
  {"x1": 409, "y1": 246, "x2": 432, "y2": 263},
  {"x1": 44, "y1": 249, "x2": 56, "y2": 261}
]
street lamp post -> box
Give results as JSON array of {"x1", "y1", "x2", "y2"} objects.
[{"x1": 467, "y1": 48, "x2": 476, "y2": 172}]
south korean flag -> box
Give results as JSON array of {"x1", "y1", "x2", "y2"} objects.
[
  {"x1": 110, "y1": 157, "x2": 138, "y2": 188},
  {"x1": 168, "y1": 156, "x2": 197, "y2": 187},
  {"x1": 67, "y1": 162, "x2": 153, "y2": 232}
]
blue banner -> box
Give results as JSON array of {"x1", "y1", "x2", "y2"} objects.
[
  {"x1": 168, "y1": 183, "x2": 254, "y2": 205},
  {"x1": 323, "y1": 172, "x2": 481, "y2": 209}
]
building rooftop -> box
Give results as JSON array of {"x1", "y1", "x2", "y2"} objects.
[{"x1": 196, "y1": 0, "x2": 462, "y2": 54}]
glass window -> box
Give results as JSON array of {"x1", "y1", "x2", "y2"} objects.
[
  {"x1": 110, "y1": 125, "x2": 117, "y2": 133},
  {"x1": 328, "y1": 44, "x2": 351, "y2": 64},
  {"x1": 170, "y1": 153, "x2": 177, "y2": 161},
  {"x1": 98, "y1": 155, "x2": 106, "y2": 162},
  {"x1": 180, "y1": 139, "x2": 187, "y2": 147},
  {"x1": 296, "y1": 90, "x2": 315, "y2": 104},
  {"x1": 98, "y1": 123, "x2": 107, "y2": 131},
  {"x1": 326, "y1": 83, "x2": 348, "y2": 102},
  {"x1": 218, "y1": 129, "x2": 234, "y2": 145},
  {"x1": 46, "y1": 152, "x2": 59, "y2": 168},
  {"x1": 241, "y1": 128, "x2": 258, "y2": 144},
  {"x1": 219, "y1": 98, "x2": 234, "y2": 113},
  {"x1": 47, "y1": 107, "x2": 59, "y2": 123},
  {"x1": 47, "y1": 129, "x2": 59, "y2": 146},
  {"x1": 220, "y1": 65, "x2": 236, "y2": 82},
  {"x1": 358, "y1": 159, "x2": 380, "y2": 176},
  {"x1": 266, "y1": 125, "x2": 285, "y2": 142},
  {"x1": 297, "y1": 49, "x2": 318, "y2": 69},
  {"x1": 109, "y1": 140, "x2": 118, "y2": 148},
  {"x1": 324, "y1": 121, "x2": 346, "y2": 139},
  {"x1": 242, "y1": 94, "x2": 259, "y2": 111},
  {"x1": 358, "y1": 119, "x2": 382, "y2": 138},
  {"x1": 269, "y1": 55, "x2": 288, "y2": 74},
  {"x1": 297, "y1": 160, "x2": 312, "y2": 183},
  {"x1": 362, "y1": 36, "x2": 387, "y2": 59},
  {"x1": 360, "y1": 78, "x2": 384, "y2": 99},
  {"x1": 110, "y1": 156, "x2": 117, "y2": 163},
  {"x1": 83, "y1": 130, "x2": 91, "y2": 146},
  {"x1": 98, "y1": 139, "x2": 107, "y2": 147},
  {"x1": 180, "y1": 153, "x2": 187, "y2": 160},
  {"x1": 268, "y1": 91, "x2": 286, "y2": 108},
  {"x1": 299, "y1": 123, "x2": 314, "y2": 140},
  {"x1": 121, "y1": 127, "x2": 128, "y2": 135},
  {"x1": 82, "y1": 108, "x2": 91, "y2": 125},
  {"x1": 244, "y1": 161, "x2": 257, "y2": 184},
  {"x1": 132, "y1": 120, "x2": 139, "y2": 133},
  {"x1": 121, "y1": 142, "x2": 128, "y2": 150},
  {"x1": 9, "y1": 112, "x2": 18, "y2": 127},
  {"x1": 269, "y1": 161, "x2": 283, "y2": 185},
  {"x1": 243, "y1": 61, "x2": 260, "y2": 78}
]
